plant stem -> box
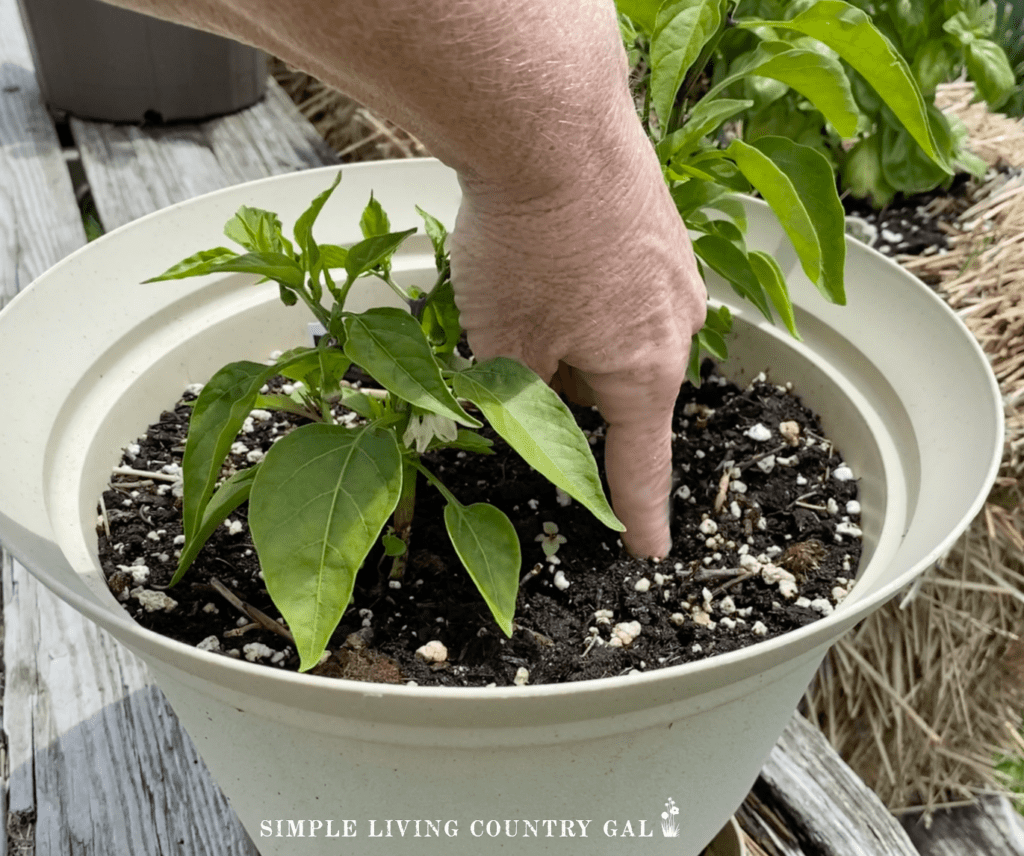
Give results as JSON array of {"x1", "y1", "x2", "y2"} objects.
[
  {"x1": 413, "y1": 459, "x2": 460, "y2": 506},
  {"x1": 389, "y1": 455, "x2": 420, "y2": 580}
]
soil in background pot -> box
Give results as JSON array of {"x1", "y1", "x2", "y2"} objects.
[{"x1": 97, "y1": 362, "x2": 862, "y2": 687}]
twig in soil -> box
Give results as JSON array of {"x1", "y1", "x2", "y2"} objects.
[
  {"x1": 111, "y1": 465, "x2": 181, "y2": 483},
  {"x1": 713, "y1": 471, "x2": 731, "y2": 514},
  {"x1": 711, "y1": 570, "x2": 760, "y2": 597},
  {"x1": 98, "y1": 493, "x2": 111, "y2": 539},
  {"x1": 728, "y1": 443, "x2": 789, "y2": 474},
  {"x1": 519, "y1": 563, "x2": 544, "y2": 586},
  {"x1": 210, "y1": 577, "x2": 296, "y2": 644}
]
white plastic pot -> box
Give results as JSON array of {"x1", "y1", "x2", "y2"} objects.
[{"x1": 0, "y1": 160, "x2": 1001, "y2": 855}]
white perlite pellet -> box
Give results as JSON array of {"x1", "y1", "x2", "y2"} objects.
[
  {"x1": 846, "y1": 500, "x2": 861, "y2": 516},
  {"x1": 594, "y1": 609, "x2": 614, "y2": 626},
  {"x1": 224, "y1": 519, "x2": 244, "y2": 535},
  {"x1": 832, "y1": 465, "x2": 855, "y2": 481},
  {"x1": 699, "y1": 518, "x2": 718, "y2": 536},
  {"x1": 244, "y1": 642, "x2": 275, "y2": 662},
  {"x1": 751, "y1": 621, "x2": 768, "y2": 637},
  {"x1": 513, "y1": 667, "x2": 530, "y2": 686},
  {"x1": 745, "y1": 423, "x2": 772, "y2": 442},
  {"x1": 553, "y1": 570, "x2": 571, "y2": 591},
  {"x1": 196, "y1": 636, "x2": 221, "y2": 653},
  {"x1": 835, "y1": 521, "x2": 863, "y2": 538},
  {"x1": 415, "y1": 640, "x2": 448, "y2": 663},
  {"x1": 810, "y1": 598, "x2": 834, "y2": 616},
  {"x1": 131, "y1": 587, "x2": 178, "y2": 613},
  {"x1": 634, "y1": 577, "x2": 651, "y2": 593},
  {"x1": 757, "y1": 455, "x2": 776, "y2": 474},
  {"x1": 778, "y1": 421, "x2": 801, "y2": 446},
  {"x1": 607, "y1": 621, "x2": 642, "y2": 648}
]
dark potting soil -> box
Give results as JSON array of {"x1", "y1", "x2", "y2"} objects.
[{"x1": 97, "y1": 363, "x2": 862, "y2": 688}]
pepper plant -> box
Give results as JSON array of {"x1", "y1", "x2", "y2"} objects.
[
  {"x1": 617, "y1": 0, "x2": 959, "y2": 372},
  {"x1": 147, "y1": 175, "x2": 623, "y2": 670}
]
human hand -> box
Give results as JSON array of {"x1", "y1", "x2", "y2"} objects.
[{"x1": 449, "y1": 126, "x2": 707, "y2": 559}]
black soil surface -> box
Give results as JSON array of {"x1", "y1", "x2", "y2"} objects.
[{"x1": 97, "y1": 363, "x2": 862, "y2": 688}]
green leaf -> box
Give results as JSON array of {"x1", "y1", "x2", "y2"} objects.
[
  {"x1": 651, "y1": 0, "x2": 725, "y2": 126},
  {"x1": 171, "y1": 466, "x2": 259, "y2": 585},
  {"x1": 749, "y1": 250, "x2": 799, "y2": 338},
  {"x1": 382, "y1": 532, "x2": 407, "y2": 557},
  {"x1": 703, "y1": 41, "x2": 859, "y2": 137},
  {"x1": 278, "y1": 346, "x2": 349, "y2": 398},
  {"x1": 249, "y1": 423, "x2": 403, "y2": 671},
  {"x1": 443, "y1": 500, "x2": 520, "y2": 636},
  {"x1": 965, "y1": 39, "x2": 1016, "y2": 107},
  {"x1": 693, "y1": 234, "x2": 773, "y2": 322},
  {"x1": 420, "y1": 277, "x2": 462, "y2": 354},
  {"x1": 697, "y1": 326, "x2": 729, "y2": 361},
  {"x1": 657, "y1": 98, "x2": 754, "y2": 164},
  {"x1": 726, "y1": 137, "x2": 845, "y2": 304},
  {"x1": 360, "y1": 193, "x2": 392, "y2": 239},
  {"x1": 144, "y1": 247, "x2": 240, "y2": 282},
  {"x1": 452, "y1": 357, "x2": 623, "y2": 531},
  {"x1": 879, "y1": 122, "x2": 950, "y2": 195},
  {"x1": 840, "y1": 133, "x2": 896, "y2": 208},
  {"x1": 671, "y1": 178, "x2": 730, "y2": 219},
  {"x1": 319, "y1": 244, "x2": 349, "y2": 269},
  {"x1": 670, "y1": 150, "x2": 752, "y2": 192},
  {"x1": 224, "y1": 206, "x2": 291, "y2": 255},
  {"x1": 615, "y1": 0, "x2": 662, "y2": 34},
  {"x1": 254, "y1": 393, "x2": 319, "y2": 420},
  {"x1": 344, "y1": 229, "x2": 417, "y2": 281},
  {"x1": 704, "y1": 303, "x2": 732, "y2": 335},
  {"x1": 342, "y1": 307, "x2": 480, "y2": 426},
  {"x1": 416, "y1": 206, "x2": 449, "y2": 266},
  {"x1": 293, "y1": 172, "x2": 341, "y2": 278},
  {"x1": 180, "y1": 361, "x2": 282, "y2": 548},
  {"x1": 338, "y1": 387, "x2": 381, "y2": 420},
  {"x1": 746, "y1": 136, "x2": 846, "y2": 304},
  {"x1": 740, "y1": 0, "x2": 951, "y2": 171},
  {"x1": 428, "y1": 429, "x2": 495, "y2": 455}
]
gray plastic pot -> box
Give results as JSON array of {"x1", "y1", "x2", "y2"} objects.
[
  {"x1": 16, "y1": 0, "x2": 265, "y2": 122},
  {"x1": 0, "y1": 160, "x2": 1001, "y2": 855}
]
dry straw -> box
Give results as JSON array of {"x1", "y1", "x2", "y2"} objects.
[
  {"x1": 267, "y1": 63, "x2": 1024, "y2": 820},
  {"x1": 806, "y1": 82, "x2": 1024, "y2": 819}
]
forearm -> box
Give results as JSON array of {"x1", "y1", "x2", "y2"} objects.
[{"x1": 102, "y1": 0, "x2": 640, "y2": 200}]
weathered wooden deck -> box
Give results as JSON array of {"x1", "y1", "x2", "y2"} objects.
[{"x1": 1, "y1": 0, "x2": 1022, "y2": 853}]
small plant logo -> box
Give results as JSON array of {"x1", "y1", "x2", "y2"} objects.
[{"x1": 660, "y1": 797, "x2": 680, "y2": 837}]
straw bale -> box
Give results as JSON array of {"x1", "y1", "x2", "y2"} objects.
[{"x1": 807, "y1": 83, "x2": 1024, "y2": 819}]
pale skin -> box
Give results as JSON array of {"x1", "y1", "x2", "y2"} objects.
[{"x1": 103, "y1": 0, "x2": 708, "y2": 557}]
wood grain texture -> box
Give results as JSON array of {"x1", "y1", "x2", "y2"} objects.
[
  {"x1": 902, "y1": 796, "x2": 1024, "y2": 856},
  {"x1": 72, "y1": 78, "x2": 338, "y2": 231},
  {"x1": 753, "y1": 713, "x2": 919, "y2": 856},
  {"x1": 0, "y1": 0, "x2": 85, "y2": 307}
]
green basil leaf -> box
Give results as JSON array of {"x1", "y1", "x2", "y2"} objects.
[
  {"x1": 249, "y1": 423, "x2": 403, "y2": 671},
  {"x1": 693, "y1": 234, "x2": 773, "y2": 322},
  {"x1": 840, "y1": 133, "x2": 896, "y2": 208},
  {"x1": 452, "y1": 357, "x2": 623, "y2": 531},
  {"x1": 171, "y1": 466, "x2": 259, "y2": 585},
  {"x1": 343, "y1": 307, "x2": 480, "y2": 426},
  {"x1": 746, "y1": 136, "x2": 846, "y2": 305},
  {"x1": 965, "y1": 40, "x2": 1016, "y2": 108},
  {"x1": 740, "y1": 0, "x2": 950, "y2": 171},
  {"x1": 443, "y1": 500, "x2": 520, "y2": 636},
  {"x1": 749, "y1": 250, "x2": 799, "y2": 339},
  {"x1": 651, "y1": 0, "x2": 725, "y2": 126},
  {"x1": 360, "y1": 192, "x2": 392, "y2": 239},
  {"x1": 344, "y1": 229, "x2": 417, "y2": 281}
]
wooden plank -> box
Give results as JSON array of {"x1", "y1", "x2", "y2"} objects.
[
  {"x1": 902, "y1": 796, "x2": 1024, "y2": 856},
  {"x1": 72, "y1": 78, "x2": 338, "y2": 231},
  {"x1": 0, "y1": 0, "x2": 85, "y2": 308},
  {"x1": 751, "y1": 713, "x2": 920, "y2": 856}
]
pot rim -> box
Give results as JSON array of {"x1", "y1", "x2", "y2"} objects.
[{"x1": 0, "y1": 159, "x2": 1004, "y2": 704}]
